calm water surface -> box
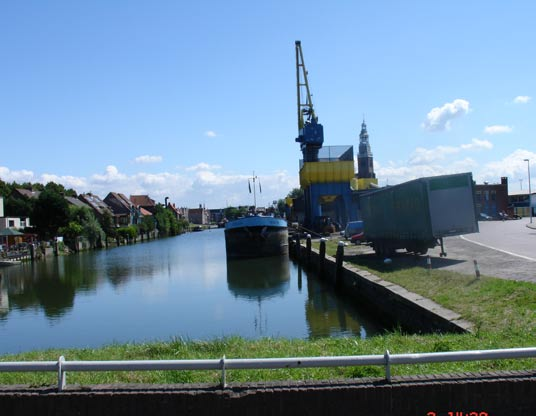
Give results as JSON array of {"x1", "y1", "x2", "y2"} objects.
[{"x1": 0, "y1": 229, "x2": 384, "y2": 354}]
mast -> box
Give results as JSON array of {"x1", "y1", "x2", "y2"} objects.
[{"x1": 249, "y1": 172, "x2": 261, "y2": 212}]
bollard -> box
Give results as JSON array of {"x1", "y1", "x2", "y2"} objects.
[
  {"x1": 335, "y1": 241, "x2": 345, "y2": 286},
  {"x1": 426, "y1": 255, "x2": 432, "y2": 272},
  {"x1": 306, "y1": 234, "x2": 312, "y2": 267},
  {"x1": 473, "y1": 260, "x2": 481, "y2": 279},
  {"x1": 319, "y1": 238, "x2": 327, "y2": 279},
  {"x1": 295, "y1": 232, "x2": 301, "y2": 259}
]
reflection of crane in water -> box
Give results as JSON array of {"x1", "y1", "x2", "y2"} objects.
[{"x1": 253, "y1": 297, "x2": 268, "y2": 336}]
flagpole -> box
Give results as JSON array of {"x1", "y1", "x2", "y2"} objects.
[{"x1": 253, "y1": 171, "x2": 257, "y2": 211}]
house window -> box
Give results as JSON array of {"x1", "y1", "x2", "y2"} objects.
[{"x1": 8, "y1": 220, "x2": 15, "y2": 227}]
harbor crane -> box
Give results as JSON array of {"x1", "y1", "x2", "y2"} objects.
[{"x1": 295, "y1": 40, "x2": 324, "y2": 162}]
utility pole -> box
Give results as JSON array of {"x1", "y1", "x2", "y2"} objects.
[{"x1": 524, "y1": 159, "x2": 532, "y2": 223}]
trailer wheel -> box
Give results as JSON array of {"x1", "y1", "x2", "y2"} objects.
[{"x1": 373, "y1": 242, "x2": 384, "y2": 257}]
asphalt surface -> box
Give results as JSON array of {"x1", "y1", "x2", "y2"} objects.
[{"x1": 344, "y1": 219, "x2": 536, "y2": 283}]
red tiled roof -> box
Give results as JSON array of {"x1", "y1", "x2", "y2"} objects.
[
  {"x1": 139, "y1": 207, "x2": 153, "y2": 216},
  {"x1": 130, "y1": 195, "x2": 156, "y2": 207}
]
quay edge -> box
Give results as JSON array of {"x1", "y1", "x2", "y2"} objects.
[{"x1": 288, "y1": 237, "x2": 474, "y2": 334}]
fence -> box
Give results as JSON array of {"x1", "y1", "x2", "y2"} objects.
[{"x1": 1, "y1": 347, "x2": 535, "y2": 391}]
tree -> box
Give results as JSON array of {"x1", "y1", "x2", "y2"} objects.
[
  {"x1": 137, "y1": 215, "x2": 156, "y2": 240},
  {"x1": 276, "y1": 199, "x2": 287, "y2": 216},
  {"x1": 154, "y1": 205, "x2": 171, "y2": 236},
  {"x1": 98, "y1": 210, "x2": 116, "y2": 240},
  {"x1": 154, "y1": 204, "x2": 187, "y2": 237},
  {"x1": 287, "y1": 188, "x2": 304, "y2": 199},
  {"x1": 33, "y1": 189, "x2": 70, "y2": 240},
  {"x1": 60, "y1": 221, "x2": 84, "y2": 242},
  {"x1": 44, "y1": 181, "x2": 77, "y2": 197},
  {"x1": 223, "y1": 206, "x2": 248, "y2": 220},
  {"x1": 82, "y1": 212, "x2": 105, "y2": 248},
  {"x1": 5, "y1": 195, "x2": 35, "y2": 218}
]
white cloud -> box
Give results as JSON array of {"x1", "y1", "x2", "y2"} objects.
[
  {"x1": 460, "y1": 138, "x2": 493, "y2": 150},
  {"x1": 134, "y1": 155, "x2": 163, "y2": 164},
  {"x1": 409, "y1": 146, "x2": 459, "y2": 165},
  {"x1": 483, "y1": 125, "x2": 512, "y2": 135},
  {"x1": 91, "y1": 165, "x2": 128, "y2": 184},
  {"x1": 409, "y1": 138, "x2": 492, "y2": 165},
  {"x1": 205, "y1": 130, "x2": 217, "y2": 138},
  {"x1": 479, "y1": 149, "x2": 536, "y2": 181},
  {"x1": 513, "y1": 96, "x2": 531, "y2": 104},
  {"x1": 41, "y1": 173, "x2": 87, "y2": 189},
  {"x1": 195, "y1": 170, "x2": 245, "y2": 186},
  {"x1": 421, "y1": 99, "x2": 470, "y2": 132},
  {"x1": 185, "y1": 162, "x2": 222, "y2": 172},
  {"x1": 2, "y1": 162, "x2": 299, "y2": 209},
  {"x1": 377, "y1": 157, "x2": 480, "y2": 188},
  {"x1": 0, "y1": 167, "x2": 35, "y2": 183}
]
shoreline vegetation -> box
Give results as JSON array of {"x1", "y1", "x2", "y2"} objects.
[{"x1": 1, "y1": 240, "x2": 535, "y2": 386}]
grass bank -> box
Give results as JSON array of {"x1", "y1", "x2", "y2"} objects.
[{"x1": 1, "y1": 240, "x2": 535, "y2": 386}]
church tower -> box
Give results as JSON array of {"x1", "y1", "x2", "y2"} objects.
[{"x1": 357, "y1": 119, "x2": 375, "y2": 179}]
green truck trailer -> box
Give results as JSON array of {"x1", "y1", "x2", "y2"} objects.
[{"x1": 360, "y1": 172, "x2": 479, "y2": 257}]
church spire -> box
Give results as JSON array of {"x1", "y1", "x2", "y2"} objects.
[{"x1": 357, "y1": 118, "x2": 375, "y2": 179}]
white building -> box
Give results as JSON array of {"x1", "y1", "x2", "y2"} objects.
[{"x1": 0, "y1": 196, "x2": 31, "y2": 231}]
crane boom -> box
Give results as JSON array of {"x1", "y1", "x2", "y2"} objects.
[{"x1": 294, "y1": 40, "x2": 324, "y2": 162}]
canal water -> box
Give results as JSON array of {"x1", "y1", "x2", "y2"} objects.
[{"x1": 0, "y1": 229, "x2": 385, "y2": 354}]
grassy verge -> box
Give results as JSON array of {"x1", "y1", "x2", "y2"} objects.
[{"x1": 1, "y1": 240, "x2": 535, "y2": 386}]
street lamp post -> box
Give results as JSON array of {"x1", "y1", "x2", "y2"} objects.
[{"x1": 524, "y1": 159, "x2": 532, "y2": 223}]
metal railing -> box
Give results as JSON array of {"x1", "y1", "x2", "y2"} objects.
[{"x1": 1, "y1": 347, "x2": 535, "y2": 391}]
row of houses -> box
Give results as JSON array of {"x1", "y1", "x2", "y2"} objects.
[{"x1": 1, "y1": 189, "x2": 214, "y2": 235}]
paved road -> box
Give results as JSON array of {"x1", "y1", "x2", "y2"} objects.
[
  {"x1": 344, "y1": 220, "x2": 536, "y2": 283},
  {"x1": 427, "y1": 220, "x2": 535, "y2": 283}
]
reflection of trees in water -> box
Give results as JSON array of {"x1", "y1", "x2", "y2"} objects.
[
  {"x1": 33, "y1": 276, "x2": 75, "y2": 318},
  {"x1": 1, "y1": 254, "x2": 99, "y2": 319},
  {"x1": 103, "y1": 250, "x2": 158, "y2": 287},
  {"x1": 106, "y1": 265, "x2": 132, "y2": 286}
]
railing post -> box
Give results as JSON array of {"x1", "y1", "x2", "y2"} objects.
[
  {"x1": 384, "y1": 350, "x2": 391, "y2": 382},
  {"x1": 58, "y1": 355, "x2": 66, "y2": 391},
  {"x1": 295, "y1": 232, "x2": 301, "y2": 259},
  {"x1": 220, "y1": 355, "x2": 227, "y2": 388}
]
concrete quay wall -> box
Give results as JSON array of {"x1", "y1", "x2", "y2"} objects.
[{"x1": 289, "y1": 238, "x2": 473, "y2": 334}]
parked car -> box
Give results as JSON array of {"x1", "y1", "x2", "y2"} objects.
[
  {"x1": 350, "y1": 232, "x2": 366, "y2": 245},
  {"x1": 343, "y1": 221, "x2": 364, "y2": 239}
]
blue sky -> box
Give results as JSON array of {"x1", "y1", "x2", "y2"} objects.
[{"x1": 1, "y1": 0, "x2": 535, "y2": 208}]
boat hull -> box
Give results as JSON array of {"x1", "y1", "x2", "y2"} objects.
[{"x1": 224, "y1": 217, "x2": 288, "y2": 259}]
